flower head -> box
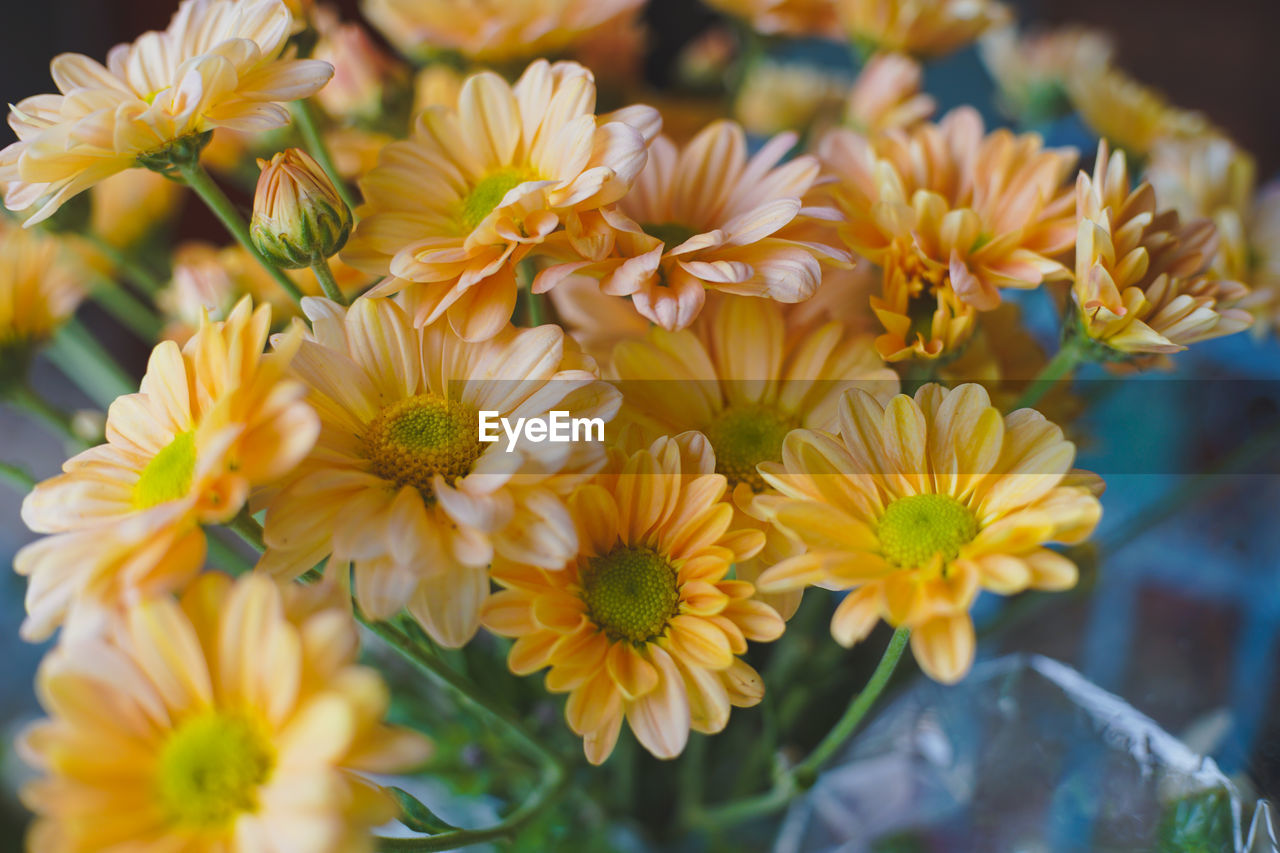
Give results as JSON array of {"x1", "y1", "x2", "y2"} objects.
[
  {"x1": 343, "y1": 60, "x2": 660, "y2": 341},
  {"x1": 0, "y1": 0, "x2": 333, "y2": 224},
  {"x1": 17, "y1": 298, "x2": 318, "y2": 639},
  {"x1": 258, "y1": 296, "x2": 620, "y2": 648},
  {"x1": 251, "y1": 148, "x2": 353, "y2": 269},
  {"x1": 482, "y1": 433, "x2": 784, "y2": 763},
  {"x1": 837, "y1": 0, "x2": 1010, "y2": 58},
  {"x1": 89, "y1": 169, "x2": 185, "y2": 250},
  {"x1": 1066, "y1": 67, "x2": 1209, "y2": 158},
  {"x1": 734, "y1": 60, "x2": 849, "y2": 137},
  {"x1": 20, "y1": 572, "x2": 430, "y2": 853},
  {"x1": 844, "y1": 51, "x2": 935, "y2": 135},
  {"x1": 313, "y1": 11, "x2": 408, "y2": 124},
  {"x1": 538, "y1": 120, "x2": 846, "y2": 331},
  {"x1": 979, "y1": 25, "x2": 1113, "y2": 125},
  {"x1": 756, "y1": 383, "x2": 1102, "y2": 682},
  {"x1": 702, "y1": 0, "x2": 842, "y2": 38},
  {"x1": 1071, "y1": 141, "x2": 1252, "y2": 357},
  {"x1": 0, "y1": 226, "x2": 86, "y2": 390},
  {"x1": 364, "y1": 0, "x2": 644, "y2": 63}
]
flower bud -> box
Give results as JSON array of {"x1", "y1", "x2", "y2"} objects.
[{"x1": 250, "y1": 148, "x2": 352, "y2": 269}]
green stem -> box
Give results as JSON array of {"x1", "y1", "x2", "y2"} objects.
[
  {"x1": 0, "y1": 461, "x2": 36, "y2": 493},
  {"x1": 90, "y1": 279, "x2": 163, "y2": 341},
  {"x1": 207, "y1": 529, "x2": 255, "y2": 574},
  {"x1": 227, "y1": 507, "x2": 267, "y2": 552},
  {"x1": 6, "y1": 384, "x2": 80, "y2": 442},
  {"x1": 84, "y1": 234, "x2": 168, "y2": 295},
  {"x1": 692, "y1": 626, "x2": 911, "y2": 830},
  {"x1": 45, "y1": 317, "x2": 137, "y2": 408},
  {"x1": 175, "y1": 160, "x2": 304, "y2": 304},
  {"x1": 1012, "y1": 336, "x2": 1084, "y2": 411},
  {"x1": 311, "y1": 256, "x2": 347, "y2": 304},
  {"x1": 291, "y1": 99, "x2": 360, "y2": 211}
]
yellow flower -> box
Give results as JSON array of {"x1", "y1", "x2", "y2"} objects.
[
  {"x1": 89, "y1": 169, "x2": 185, "y2": 250},
  {"x1": 258, "y1": 296, "x2": 620, "y2": 648},
  {"x1": 482, "y1": 434, "x2": 784, "y2": 764},
  {"x1": 0, "y1": 0, "x2": 333, "y2": 224},
  {"x1": 0, "y1": 226, "x2": 86, "y2": 388},
  {"x1": 1066, "y1": 67, "x2": 1209, "y2": 158},
  {"x1": 19, "y1": 572, "x2": 431, "y2": 853},
  {"x1": 538, "y1": 120, "x2": 845, "y2": 331},
  {"x1": 837, "y1": 0, "x2": 1010, "y2": 58},
  {"x1": 819, "y1": 107, "x2": 1077, "y2": 361},
  {"x1": 1242, "y1": 185, "x2": 1280, "y2": 336},
  {"x1": 733, "y1": 60, "x2": 849, "y2": 137},
  {"x1": 342, "y1": 60, "x2": 660, "y2": 342},
  {"x1": 363, "y1": 0, "x2": 644, "y2": 63},
  {"x1": 979, "y1": 25, "x2": 1113, "y2": 125},
  {"x1": 1072, "y1": 141, "x2": 1252, "y2": 356},
  {"x1": 756, "y1": 383, "x2": 1102, "y2": 683},
  {"x1": 251, "y1": 148, "x2": 353, "y2": 269},
  {"x1": 844, "y1": 51, "x2": 935, "y2": 135},
  {"x1": 702, "y1": 0, "x2": 842, "y2": 38},
  {"x1": 17, "y1": 298, "x2": 318, "y2": 640}
]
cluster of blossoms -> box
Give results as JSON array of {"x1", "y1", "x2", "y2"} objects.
[{"x1": 0, "y1": 0, "x2": 1272, "y2": 850}]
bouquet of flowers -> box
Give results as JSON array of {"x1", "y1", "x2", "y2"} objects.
[{"x1": 1, "y1": 0, "x2": 1274, "y2": 850}]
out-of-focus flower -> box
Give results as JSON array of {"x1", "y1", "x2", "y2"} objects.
[
  {"x1": 1071, "y1": 141, "x2": 1252, "y2": 357},
  {"x1": 733, "y1": 60, "x2": 849, "y2": 137},
  {"x1": 837, "y1": 0, "x2": 1010, "y2": 59},
  {"x1": 258, "y1": 297, "x2": 620, "y2": 648},
  {"x1": 756, "y1": 384, "x2": 1102, "y2": 683},
  {"x1": 538, "y1": 120, "x2": 845, "y2": 331},
  {"x1": 1242, "y1": 185, "x2": 1280, "y2": 335},
  {"x1": 251, "y1": 148, "x2": 353, "y2": 269},
  {"x1": 313, "y1": 11, "x2": 408, "y2": 125},
  {"x1": 676, "y1": 27, "x2": 737, "y2": 92},
  {"x1": 412, "y1": 66, "x2": 465, "y2": 114},
  {"x1": 325, "y1": 127, "x2": 398, "y2": 183},
  {"x1": 569, "y1": 13, "x2": 647, "y2": 91},
  {"x1": 0, "y1": 0, "x2": 333, "y2": 224},
  {"x1": 363, "y1": 0, "x2": 644, "y2": 63},
  {"x1": 343, "y1": 60, "x2": 660, "y2": 341},
  {"x1": 819, "y1": 107, "x2": 1077, "y2": 361},
  {"x1": 17, "y1": 299, "x2": 318, "y2": 640},
  {"x1": 844, "y1": 52, "x2": 935, "y2": 134},
  {"x1": 89, "y1": 169, "x2": 184, "y2": 250},
  {"x1": 483, "y1": 433, "x2": 784, "y2": 764},
  {"x1": 1067, "y1": 67, "x2": 1209, "y2": 158},
  {"x1": 703, "y1": 0, "x2": 842, "y2": 38},
  {"x1": 610, "y1": 295, "x2": 898, "y2": 617},
  {"x1": 0, "y1": 226, "x2": 86, "y2": 389},
  {"x1": 979, "y1": 25, "x2": 1113, "y2": 126},
  {"x1": 20, "y1": 572, "x2": 431, "y2": 853}
]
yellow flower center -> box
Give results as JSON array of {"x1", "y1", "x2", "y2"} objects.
[
  {"x1": 459, "y1": 169, "x2": 536, "y2": 231},
  {"x1": 642, "y1": 222, "x2": 698, "y2": 248},
  {"x1": 581, "y1": 545, "x2": 681, "y2": 645},
  {"x1": 362, "y1": 394, "x2": 482, "y2": 505},
  {"x1": 704, "y1": 403, "x2": 796, "y2": 492},
  {"x1": 877, "y1": 493, "x2": 977, "y2": 568},
  {"x1": 155, "y1": 712, "x2": 274, "y2": 829},
  {"x1": 133, "y1": 431, "x2": 197, "y2": 510}
]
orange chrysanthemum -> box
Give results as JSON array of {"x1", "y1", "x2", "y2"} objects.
[
  {"x1": 702, "y1": 0, "x2": 841, "y2": 38},
  {"x1": 837, "y1": 0, "x2": 1009, "y2": 58}
]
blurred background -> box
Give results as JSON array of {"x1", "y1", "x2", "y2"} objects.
[{"x1": 2, "y1": 0, "x2": 1280, "y2": 849}]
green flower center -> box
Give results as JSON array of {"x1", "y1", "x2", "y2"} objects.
[
  {"x1": 459, "y1": 169, "x2": 535, "y2": 231},
  {"x1": 155, "y1": 712, "x2": 274, "y2": 829},
  {"x1": 133, "y1": 431, "x2": 197, "y2": 510},
  {"x1": 362, "y1": 394, "x2": 482, "y2": 505},
  {"x1": 877, "y1": 493, "x2": 977, "y2": 568},
  {"x1": 641, "y1": 221, "x2": 698, "y2": 248},
  {"x1": 581, "y1": 545, "x2": 681, "y2": 645},
  {"x1": 704, "y1": 403, "x2": 796, "y2": 492}
]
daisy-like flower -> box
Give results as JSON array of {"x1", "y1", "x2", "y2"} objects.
[
  {"x1": 342, "y1": 60, "x2": 660, "y2": 342},
  {"x1": 363, "y1": 0, "x2": 644, "y2": 63},
  {"x1": 1066, "y1": 67, "x2": 1209, "y2": 158},
  {"x1": 17, "y1": 298, "x2": 318, "y2": 640},
  {"x1": 257, "y1": 296, "x2": 620, "y2": 648},
  {"x1": 819, "y1": 107, "x2": 1077, "y2": 361},
  {"x1": 0, "y1": 226, "x2": 86, "y2": 390},
  {"x1": 844, "y1": 52, "x2": 935, "y2": 135},
  {"x1": 755, "y1": 383, "x2": 1102, "y2": 683},
  {"x1": 537, "y1": 120, "x2": 846, "y2": 331},
  {"x1": 1071, "y1": 141, "x2": 1252, "y2": 357},
  {"x1": 610, "y1": 295, "x2": 899, "y2": 616},
  {"x1": 0, "y1": 0, "x2": 333, "y2": 224},
  {"x1": 734, "y1": 60, "x2": 849, "y2": 137},
  {"x1": 979, "y1": 25, "x2": 1113, "y2": 126},
  {"x1": 702, "y1": 0, "x2": 842, "y2": 38},
  {"x1": 482, "y1": 433, "x2": 785, "y2": 764},
  {"x1": 837, "y1": 0, "x2": 1010, "y2": 59},
  {"x1": 20, "y1": 572, "x2": 431, "y2": 853}
]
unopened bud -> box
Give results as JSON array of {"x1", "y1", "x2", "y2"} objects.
[{"x1": 250, "y1": 148, "x2": 352, "y2": 270}]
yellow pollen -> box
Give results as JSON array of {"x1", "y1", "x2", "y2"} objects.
[
  {"x1": 133, "y1": 431, "x2": 197, "y2": 510},
  {"x1": 877, "y1": 493, "x2": 977, "y2": 568},
  {"x1": 459, "y1": 169, "x2": 535, "y2": 231},
  {"x1": 703, "y1": 404, "x2": 796, "y2": 492},
  {"x1": 581, "y1": 546, "x2": 681, "y2": 645},
  {"x1": 362, "y1": 394, "x2": 481, "y2": 504},
  {"x1": 155, "y1": 712, "x2": 274, "y2": 829}
]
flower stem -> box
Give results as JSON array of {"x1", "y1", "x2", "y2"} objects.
[
  {"x1": 5, "y1": 384, "x2": 80, "y2": 443},
  {"x1": 311, "y1": 256, "x2": 346, "y2": 305},
  {"x1": 44, "y1": 317, "x2": 137, "y2": 408},
  {"x1": 84, "y1": 233, "x2": 168, "y2": 295},
  {"x1": 1012, "y1": 335, "x2": 1085, "y2": 411},
  {"x1": 291, "y1": 99, "x2": 360, "y2": 212},
  {"x1": 0, "y1": 461, "x2": 36, "y2": 493},
  {"x1": 175, "y1": 160, "x2": 304, "y2": 304},
  {"x1": 691, "y1": 626, "x2": 911, "y2": 830},
  {"x1": 227, "y1": 506, "x2": 267, "y2": 552}
]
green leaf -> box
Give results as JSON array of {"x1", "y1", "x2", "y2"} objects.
[
  {"x1": 389, "y1": 787, "x2": 459, "y2": 835},
  {"x1": 1157, "y1": 788, "x2": 1236, "y2": 853}
]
